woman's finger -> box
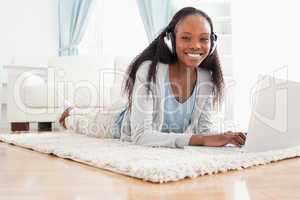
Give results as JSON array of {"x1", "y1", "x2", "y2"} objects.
[
  {"x1": 232, "y1": 132, "x2": 246, "y2": 143},
  {"x1": 238, "y1": 132, "x2": 247, "y2": 141},
  {"x1": 233, "y1": 134, "x2": 245, "y2": 145}
]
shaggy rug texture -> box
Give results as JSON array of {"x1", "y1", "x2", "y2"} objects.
[{"x1": 0, "y1": 132, "x2": 299, "y2": 183}]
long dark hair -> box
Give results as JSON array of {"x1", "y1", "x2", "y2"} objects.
[{"x1": 124, "y1": 7, "x2": 224, "y2": 109}]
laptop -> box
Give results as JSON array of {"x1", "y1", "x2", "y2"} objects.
[{"x1": 184, "y1": 75, "x2": 300, "y2": 154}]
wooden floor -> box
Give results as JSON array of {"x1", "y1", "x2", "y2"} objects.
[{"x1": 1, "y1": 142, "x2": 300, "y2": 200}]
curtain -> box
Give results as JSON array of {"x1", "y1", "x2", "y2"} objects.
[
  {"x1": 59, "y1": 0, "x2": 94, "y2": 56},
  {"x1": 136, "y1": 0, "x2": 174, "y2": 43}
]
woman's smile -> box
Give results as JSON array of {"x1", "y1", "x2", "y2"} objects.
[{"x1": 185, "y1": 52, "x2": 204, "y2": 60}]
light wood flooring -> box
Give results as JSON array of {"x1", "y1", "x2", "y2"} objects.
[{"x1": 1, "y1": 142, "x2": 300, "y2": 200}]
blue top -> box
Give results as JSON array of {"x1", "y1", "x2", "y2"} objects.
[
  {"x1": 112, "y1": 66, "x2": 197, "y2": 138},
  {"x1": 160, "y1": 67, "x2": 197, "y2": 133}
]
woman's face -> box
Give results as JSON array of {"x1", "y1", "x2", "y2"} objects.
[{"x1": 175, "y1": 14, "x2": 212, "y2": 69}]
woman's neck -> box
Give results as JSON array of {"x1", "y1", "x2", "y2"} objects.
[
  {"x1": 170, "y1": 62, "x2": 196, "y2": 80},
  {"x1": 168, "y1": 62, "x2": 198, "y2": 103}
]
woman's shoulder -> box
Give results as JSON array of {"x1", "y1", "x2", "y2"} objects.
[
  {"x1": 136, "y1": 60, "x2": 152, "y2": 76},
  {"x1": 136, "y1": 60, "x2": 166, "y2": 79}
]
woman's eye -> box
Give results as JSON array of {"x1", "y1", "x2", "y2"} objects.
[
  {"x1": 181, "y1": 36, "x2": 190, "y2": 41},
  {"x1": 200, "y1": 38, "x2": 209, "y2": 42}
]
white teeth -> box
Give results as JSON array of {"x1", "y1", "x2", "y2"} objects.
[{"x1": 187, "y1": 53, "x2": 202, "y2": 58}]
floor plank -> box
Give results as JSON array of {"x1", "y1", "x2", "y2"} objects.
[{"x1": 0, "y1": 142, "x2": 300, "y2": 200}]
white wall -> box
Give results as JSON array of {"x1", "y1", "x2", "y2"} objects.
[
  {"x1": 232, "y1": 0, "x2": 300, "y2": 131},
  {"x1": 0, "y1": 0, "x2": 58, "y2": 67},
  {"x1": 0, "y1": 0, "x2": 59, "y2": 130}
]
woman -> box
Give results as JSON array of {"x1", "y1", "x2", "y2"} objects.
[{"x1": 60, "y1": 7, "x2": 246, "y2": 148}]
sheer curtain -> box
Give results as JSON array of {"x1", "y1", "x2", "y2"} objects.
[
  {"x1": 232, "y1": 0, "x2": 300, "y2": 131},
  {"x1": 59, "y1": 0, "x2": 94, "y2": 56},
  {"x1": 136, "y1": 0, "x2": 174, "y2": 42},
  {"x1": 79, "y1": 0, "x2": 148, "y2": 57}
]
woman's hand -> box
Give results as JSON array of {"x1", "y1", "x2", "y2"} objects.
[{"x1": 189, "y1": 131, "x2": 246, "y2": 147}]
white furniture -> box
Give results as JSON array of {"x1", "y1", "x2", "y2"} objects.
[
  {"x1": 4, "y1": 65, "x2": 55, "y2": 131},
  {"x1": 4, "y1": 56, "x2": 132, "y2": 132}
]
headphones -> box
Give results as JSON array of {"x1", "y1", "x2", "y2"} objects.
[{"x1": 163, "y1": 31, "x2": 218, "y2": 56}]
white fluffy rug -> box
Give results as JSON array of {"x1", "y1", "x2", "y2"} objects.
[{"x1": 1, "y1": 132, "x2": 300, "y2": 183}]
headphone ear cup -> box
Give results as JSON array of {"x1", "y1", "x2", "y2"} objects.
[
  {"x1": 164, "y1": 32, "x2": 175, "y2": 54},
  {"x1": 209, "y1": 33, "x2": 218, "y2": 55}
]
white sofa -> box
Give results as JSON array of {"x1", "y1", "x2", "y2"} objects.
[{"x1": 4, "y1": 56, "x2": 133, "y2": 131}]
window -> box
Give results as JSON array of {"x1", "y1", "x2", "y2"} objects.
[{"x1": 79, "y1": 0, "x2": 148, "y2": 57}]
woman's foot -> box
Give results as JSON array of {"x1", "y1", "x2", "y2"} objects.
[{"x1": 59, "y1": 107, "x2": 73, "y2": 129}]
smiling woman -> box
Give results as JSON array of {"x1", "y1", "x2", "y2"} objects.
[
  {"x1": 117, "y1": 7, "x2": 246, "y2": 149},
  {"x1": 60, "y1": 7, "x2": 246, "y2": 149}
]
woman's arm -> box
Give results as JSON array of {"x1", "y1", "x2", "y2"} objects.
[
  {"x1": 189, "y1": 132, "x2": 246, "y2": 147},
  {"x1": 192, "y1": 94, "x2": 246, "y2": 147}
]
